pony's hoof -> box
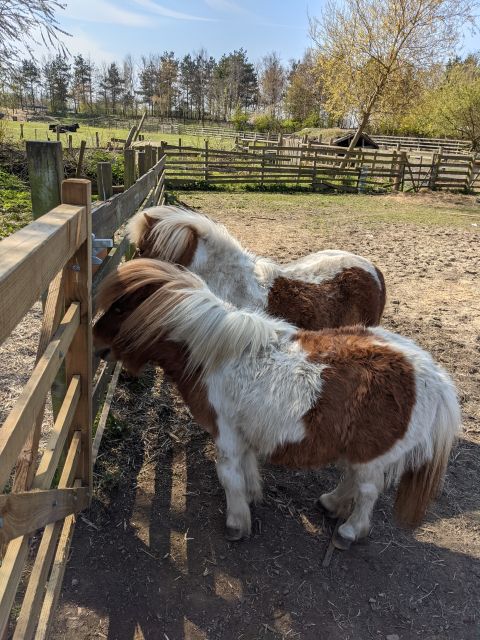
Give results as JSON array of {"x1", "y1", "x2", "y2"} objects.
[
  {"x1": 332, "y1": 531, "x2": 353, "y2": 551},
  {"x1": 225, "y1": 526, "x2": 244, "y2": 541}
]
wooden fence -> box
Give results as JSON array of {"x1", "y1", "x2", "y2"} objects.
[
  {"x1": 0, "y1": 143, "x2": 166, "y2": 638},
  {"x1": 155, "y1": 141, "x2": 480, "y2": 194}
]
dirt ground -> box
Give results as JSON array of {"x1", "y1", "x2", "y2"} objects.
[{"x1": 46, "y1": 191, "x2": 479, "y2": 640}]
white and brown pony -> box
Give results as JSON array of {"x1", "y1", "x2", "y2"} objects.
[
  {"x1": 93, "y1": 259, "x2": 460, "y2": 549},
  {"x1": 126, "y1": 206, "x2": 386, "y2": 330}
]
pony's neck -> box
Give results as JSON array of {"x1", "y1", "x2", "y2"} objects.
[
  {"x1": 139, "y1": 283, "x2": 294, "y2": 381},
  {"x1": 191, "y1": 237, "x2": 276, "y2": 310}
]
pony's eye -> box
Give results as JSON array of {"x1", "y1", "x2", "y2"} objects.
[{"x1": 113, "y1": 307, "x2": 122, "y2": 314}]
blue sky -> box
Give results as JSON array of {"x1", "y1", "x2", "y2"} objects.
[
  {"x1": 50, "y1": 0, "x2": 478, "y2": 66},
  {"x1": 51, "y1": 0, "x2": 324, "y2": 64}
]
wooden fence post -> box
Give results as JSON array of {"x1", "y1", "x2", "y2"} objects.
[
  {"x1": 429, "y1": 146, "x2": 443, "y2": 190},
  {"x1": 61, "y1": 179, "x2": 93, "y2": 494},
  {"x1": 25, "y1": 141, "x2": 67, "y2": 421},
  {"x1": 464, "y1": 153, "x2": 475, "y2": 192},
  {"x1": 394, "y1": 151, "x2": 407, "y2": 191},
  {"x1": 138, "y1": 150, "x2": 146, "y2": 177},
  {"x1": 76, "y1": 140, "x2": 87, "y2": 178},
  {"x1": 95, "y1": 131, "x2": 100, "y2": 148},
  {"x1": 20, "y1": 123, "x2": 24, "y2": 140},
  {"x1": 145, "y1": 145, "x2": 154, "y2": 171},
  {"x1": 97, "y1": 162, "x2": 113, "y2": 200},
  {"x1": 68, "y1": 134, "x2": 73, "y2": 150},
  {"x1": 261, "y1": 148, "x2": 265, "y2": 186},
  {"x1": 204, "y1": 139, "x2": 209, "y2": 183},
  {"x1": 124, "y1": 148, "x2": 136, "y2": 188}
]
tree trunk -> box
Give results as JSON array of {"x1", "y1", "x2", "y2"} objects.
[{"x1": 338, "y1": 109, "x2": 371, "y2": 170}]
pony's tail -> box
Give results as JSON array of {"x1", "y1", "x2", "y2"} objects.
[{"x1": 394, "y1": 380, "x2": 461, "y2": 528}]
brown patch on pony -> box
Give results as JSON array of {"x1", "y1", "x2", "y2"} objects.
[
  {"x1": 136, "y1": 218, "x2": 198, "y2": 267},
  {"x1": 394, "y1": 452, "x2": 448, "y2": 528},
  {"x1": 267, "y1": 267, "x2": 384, "y2": 330},
  {"x1": 269, "y1": 328, "x2": 416, "y2": 468}
]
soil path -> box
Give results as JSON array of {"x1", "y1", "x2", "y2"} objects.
[{"x1": 50, "y1": 192, "x2": 480, "y2": 640}]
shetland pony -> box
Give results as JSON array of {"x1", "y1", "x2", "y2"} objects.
[
  {"x1": 93, "y1": 259, "x2": 460, "y2": 548},
  {"x1": 126, "y1": 206, "x2": 386, "y2": 330}
]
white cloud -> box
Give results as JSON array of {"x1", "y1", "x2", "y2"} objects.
[
  {"x1": 64, "y1": 29, "x2": 118, "y2": 63},
  {"x1": 133, "y1": 0, "x2": 216, "y2": 21},
  {"x1": 64, "y1": 0, "x2": 153, "y2": 27},
  {"x1": 204, "y1": 0, "x2": 245, "y2": 13}
]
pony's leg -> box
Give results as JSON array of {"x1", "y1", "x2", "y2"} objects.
[
  {"x1": 242, "y1": 448, "x2": 263, "y2": 504},
  {"x1": 319, "y1": 467, "x2": 355, "y2": 518},
  {"x1": 215, "y1": 428, "x2": 251, "y2": 541},
  {"x1": 335, "y1": 464, "x2": 384, "y2": 549}
]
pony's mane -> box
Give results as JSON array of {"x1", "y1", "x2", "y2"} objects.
[
  {"x1": 126, "y1": 205, "x2": 247, "y2": 263},
  {"x1": 99, "y1": 258, "x2": 293, "y2": 379}
]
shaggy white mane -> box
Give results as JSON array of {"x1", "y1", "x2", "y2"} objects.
[
  {"x1": 110, "y1": 259, "x2": 294, "y2": 379},
  {"x1": 126, "y1": 205, "x2": 249, "y2": 263}
]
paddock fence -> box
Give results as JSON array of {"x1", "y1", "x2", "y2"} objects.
[
  {"x1": 140, "y1": 141, "x2": 480, "y2": 194},
  {"x1": 0, "y1": 142, "x2": 166, "y2": 639}
]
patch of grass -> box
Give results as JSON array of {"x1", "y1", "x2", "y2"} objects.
[
  {"x1": 2, "y1": 120, "x2": 235, "y2": 151},
  {"x1": 0, "y1": 169, "x2": 31, "y2": 238},
  {"x1": 172, "y1": 190, "x2": 480, "y2": 230}
]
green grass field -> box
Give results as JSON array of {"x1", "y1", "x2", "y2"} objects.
[{"x1": 1, "y1": 120, "x2": 235, "y2": 150}]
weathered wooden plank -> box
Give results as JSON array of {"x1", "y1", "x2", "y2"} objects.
[
  {"x1": 35, "y1": 479, "x2": 82, "y2": 640},
  {"x1": 33, "y1": 376, "x2": 81, "y2": 489},
  {"x1": 93, "y1": 361, "x2": 123, "y2": 464},
  {"x1": 12, "y1": 432, "x2": 82, "y2": 640},
  {"x1": 92, "y1": 159, "x2": 164, "y2": 238},
  {"x1": 11, "y1": 269, "x2": 66, "y2": 495},
  {"x1": 62, "y1": 180, "x2": 93, "y2": 494},
  {"x1": 0, "y1": 205, "x2": 86, "y2": 346},
  {"x1": 0, "y1": 486, "x2": 88, "y2": 546},
  {"x1": 92, "y1": 361, "x2": 116, "y2": 419},
  {"x1": 0, "y1": 303, "x2": 80, "y2": 492}
]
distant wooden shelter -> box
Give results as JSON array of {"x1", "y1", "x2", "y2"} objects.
[{"x1": 333, "y1": 132, "x2": 379, "y2": 149}]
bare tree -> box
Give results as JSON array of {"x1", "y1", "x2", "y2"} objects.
[
  {"x1": 0, "y1": 1, "x2": 68, "y2": 74},
  {"x1": 310, "y1": 0, "x2": 479, "y2": 155},
  {"x1": 259, "y1": 52, "x2": 286, "y2": 117}
]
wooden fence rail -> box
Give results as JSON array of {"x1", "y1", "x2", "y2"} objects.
[
  {"x1": 0, "y1": 144, "x2": 166, "y2": 638},
  {"x1": 152, "y1": 142, "x2": 480, "y2": 194}
]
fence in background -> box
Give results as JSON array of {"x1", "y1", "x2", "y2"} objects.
[
  {"x1": 153, "y1": 142, "x2": 480, "y2": 194},
  {"x1": 0, "y1": 142, "x2": 166, "y2": 639}
]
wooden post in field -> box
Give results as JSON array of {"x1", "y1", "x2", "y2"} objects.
[
  {"x1": 261, "y1": 147, "x2": 266, "y2": 186},
  {"x1": 76, "y1": 140, "x2": 86, "y2": 178},
  {"x1": 391, "y1": 150, "x2": 398, "y2": 190},
  {"x1": 68, "y1": 134, "x2": 73, "y2": 150},
  {"x1": 20, "y1": 123, "x2": 24, "y2": 139},
  {"x1": 429, "y1": 146, "x2": 443, "y2": 190},
  {"x1": 138, "y1": 150, "x2": 146, "y2": 177},
  {"x1": 204, "y1": 139, "x2": 209, "y2": 183},
  {"x1": 56, "y1": 126, "x2": 60, "y2": 142},
  {"x1": 95, "y1": 131, "x2": 100, "y2": 147},
  {"x1": 465, "y1": 153, "x2": 475, "y2": 191},
  {"x1": 97, "y1": 162, "x2": 113, "y2": 200},
  {"x1": 145, "y1": 145, "x2": 154, "y2": 171},
  {"x1": 34, "y1": 128, "x2": 37, "y2": 140},
  {"x1": 124, "y1": 148, "x2": 136, "y2": 188},
  {"x1": 25, "y1": 141, "x2": 66, "y2": 419},
  {"x1": 61, "y1": 178, "x2": 93, "y2": 493},
  {"x1": 393, "y1": 151, "x2": 407, "y2": 191},
  {"x1": 179, "y1": 138, "x2": 182, "y2": 154},
  {"x1": 312, "y1": 149, "x2": 318, "y2": 191}
]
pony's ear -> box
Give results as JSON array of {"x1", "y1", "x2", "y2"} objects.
[{"x1": 143, "y1": 212, "x2": 157, "y2": 230}]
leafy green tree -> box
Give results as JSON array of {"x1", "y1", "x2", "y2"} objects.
[{"x1": 43, "y1": 55, "x2": 71, "y2": 114}]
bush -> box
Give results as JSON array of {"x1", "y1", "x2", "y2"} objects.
[
  {"x1": 252, "y1": 113, "x2": 281, "y2": 133},
  {"x1": 280, "y1": 118, "x2": 300, "y2": 133},
  {"x1": 231, "y1": 108, "x2": 249, "y2": 131},
  {"x1": 84, "y1": 150, "x2": 124, "y2": 184},
  {"x1": 302, "y1": 112, "x2": 321, "y2": 128}
]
